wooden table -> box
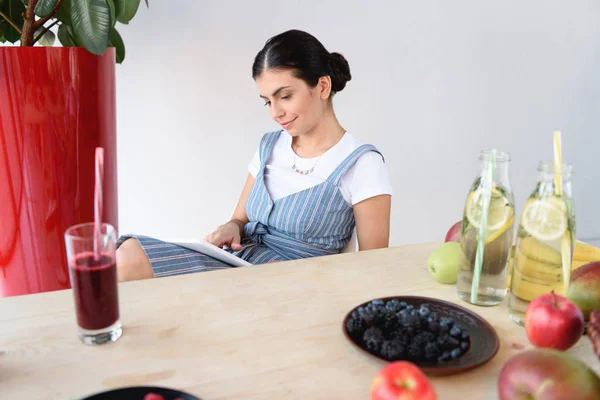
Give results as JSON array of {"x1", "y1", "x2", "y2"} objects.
[{"x1": 0, "y1": 242, "x2": 597, "y2": 399}]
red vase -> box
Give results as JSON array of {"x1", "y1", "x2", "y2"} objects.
[{"x1": 0, "y1": 47, "x2": 118, "y2": 298}]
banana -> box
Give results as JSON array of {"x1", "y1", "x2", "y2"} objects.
[
  {"x1": 515, "y1": 251, "x2": 561, "y2": 282},
  {"x1": 574, "y1": 240, "x2": 600, "y2": 262},
  {"x1": 518, "y1": 237, "x2": 562, "y2": 265},
  {"x1": 573, "y1": 259, "x2": 591, "y2": 269},
  {"x1": 510, "y1": 267, "x2": 565, "y2": 302},
  {"x1": 506, "y1": 241, "x2": 600, "y2": 288}
]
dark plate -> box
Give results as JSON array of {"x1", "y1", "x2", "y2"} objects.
[
  {"x1": 80, "y1": 386, "x2": 201, "y2": 400},
  {"x1": 342, "y1": 296, "x2": 500, "y2": 376}
]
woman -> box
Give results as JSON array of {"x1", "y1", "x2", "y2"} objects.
[{"x1": 117, "y1": 30, "x2": 392, "y2": 281}]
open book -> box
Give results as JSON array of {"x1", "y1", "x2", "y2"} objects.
[{"x1": 165, "y1": 238, "x2": 253, "y2": 267}]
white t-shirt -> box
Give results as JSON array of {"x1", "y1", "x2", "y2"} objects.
[{"x1": 248, "y1": 131, "x2": 393, "y2": 205}]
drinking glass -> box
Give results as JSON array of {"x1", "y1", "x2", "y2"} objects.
[{"x1": 64, "y1": 222, "x2": 122, "y2": 345}]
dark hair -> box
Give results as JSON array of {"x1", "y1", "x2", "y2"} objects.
[{"x1": 252, "y1": 30, "x2": 351, "y2": 95}]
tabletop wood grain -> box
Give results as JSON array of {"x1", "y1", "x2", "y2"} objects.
[{"x1": 0, "y1": 242, "x2": 597, "y2": 399}]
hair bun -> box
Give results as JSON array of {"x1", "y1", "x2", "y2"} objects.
[{"x1": 329, "y1": 52, "x2": 351, "y2": 93}]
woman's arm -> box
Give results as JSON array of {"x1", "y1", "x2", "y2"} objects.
[
  {"x1": 229, "y1": 173, "x2": 256, "y2": 229},
  {"x1": 205, "y1": 173, "x2": 255, "y2": 249},
  {"x1": 353, "y1": 194, "x2": 391, "y2": 251}
]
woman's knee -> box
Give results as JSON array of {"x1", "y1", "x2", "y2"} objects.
[{"x1": 116, "y1": 238, "x2": 154, "y2": 282}]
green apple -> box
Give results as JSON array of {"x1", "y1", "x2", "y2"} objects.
[{"x1": 427, "y1": 242, "x2": 462, "y2": 284}]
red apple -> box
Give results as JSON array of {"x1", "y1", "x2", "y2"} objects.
[
  {"x1": 370, "y1": 361, "x2": 437, "y2": 400},
  {"x1": 144, "y1": 394, "x2": 165, "y2": 400},
  {"x1": 525, "y1": 290, "x2": 584, "y2": 351},
  {"x1": 498, "y1": 349, "x2": 600, "y2": 400},
  {"x1": 444, "y1": 221, "x2": 462, "y2": 242}
]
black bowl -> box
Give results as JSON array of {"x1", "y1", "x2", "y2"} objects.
[
  {"x1": 342, "y1": 296, "x2": 500, "y2": 375},
  {"x1": 80, "y1": 386, "x2": 201, "y2": 400}
]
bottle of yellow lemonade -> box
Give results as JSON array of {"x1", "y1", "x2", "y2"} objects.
[
  {"x1": 508, "y1": 161, "x2": 575, "y2": 325},
  {"x1": 457, "y1": 150, "x2": 515, "y2": 306}
]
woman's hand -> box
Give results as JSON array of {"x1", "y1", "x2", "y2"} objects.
[{"x1": 204, "y1": 220, "x2": 244, "y2": 251}]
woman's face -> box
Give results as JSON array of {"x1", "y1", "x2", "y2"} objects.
[{"x1": 256, "y1": 69, "x2": 329, "y2": 136}]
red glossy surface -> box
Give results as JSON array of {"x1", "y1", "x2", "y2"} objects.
[{"x1": 0, "y1": 47, "x2": 118, "y2": 298}]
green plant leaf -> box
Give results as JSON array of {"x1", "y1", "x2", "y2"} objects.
[
  {"x1": 0, "y1": 21, "x2": 6, "y2": 43},
  {"x1": 70, "y1": 0, "x2": 110, "y2": 55},
  {"x1": 57, "y1": 21, "x2": 77, "y2": 46},
  {"x1": 55, "y1": 0, "x2": 71, "y2": 24},
  {"x1": 38, "y1": 28, "x2": 56, "y2": 46},
  {"x1": 114, "y1": 0, "x2": 139, "y2": 25},
  {"x1": 2, "y1": 0, "x2": 25, "y2": 43},
  {"x1": 106, "y1": 0, "x2": 115, "y2": 27},
  {"x1": 108, "y1": 27, "x2": 124, "y2": 63},
  {"x1": 34, "y1": 0, "x2": 58, "y2": 17}
]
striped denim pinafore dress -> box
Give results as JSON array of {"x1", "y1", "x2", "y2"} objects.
[{"x1": 118, "y1": 131, "x2": 383, "y2": 277}]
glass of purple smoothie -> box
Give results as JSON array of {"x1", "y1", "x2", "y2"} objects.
[{"x1": 64, "y1": 222, "x2": 121, "y2": 345}]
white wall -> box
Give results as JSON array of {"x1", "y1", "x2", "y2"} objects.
[{"x1": 114, "y1": 0, "x2": 600, "y2": 246}]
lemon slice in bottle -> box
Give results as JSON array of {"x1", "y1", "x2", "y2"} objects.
[
  {"x1": 465, "y1": 187, "x2": 514, "y2": 243},
  {"x1": 521, "y1": 197, "x2": 567, "y2": 242}
]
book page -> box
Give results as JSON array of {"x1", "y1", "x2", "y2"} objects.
[{"x1": 165, "y1": 238, "x2": 253, "y2": 267}]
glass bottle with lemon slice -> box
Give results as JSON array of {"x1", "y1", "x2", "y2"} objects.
[
  {"x1": 457, "y1": 150, "x2": 515, "y2": 306},
  {"x1": 508, "y1": 161, "x2": 575, "y2": 325}
]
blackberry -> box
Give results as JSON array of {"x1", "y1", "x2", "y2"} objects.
[
  {"x1": 423, "y1": 342, "x2": 441, "y2": 361},
  {"x1": 449, "y1": 325, "x2": 463, "y2": 338},
  {"x1": 397, "y1": 309, "x2": 410, "y2": 320},
  {"x1": 377, "y1": 309, "x2": 398, "y2": 332},
  {"x1": 385, "y1": 299, "x2": 403, "y2": 313},
  {"x1": 380, "y1": 340, "x2": 405, "y2": 360},
  {"x1": 399, "y1": 313, "x2": 422, "y2": 331},
  {"x1": 407, "y1": 342, "x2": 424, "y2": 361},
  {"x1": 437, "y1": 335, "x2": 460, "y2": 351},
  {"x1": 428, "y1": 320, "x2": 440, "y2": 334},
  {"x1": 411, "y1": 331, "x2": 436, "y2": 349},
  {"x1": 367, "y1": 303, "x2": 382, "y2": 314},
  {"x1": 404, "y1": 326, "x2": 418, "y2": 337},
  {"x1": 372, "y1": 299, "x2": 385, "y2": 306},
  {"x1": 389, "y1": 328, "x2": 410, "y2": 347},
  {"x1": 345, "y1": 317, "x2": 366, "y2": 337},
  {"x1": 363, "y1": 327, "x2": 385, "y2": 352},
  {"x1": 360, "y1": 309, "x2": 378, "y2": 327}
]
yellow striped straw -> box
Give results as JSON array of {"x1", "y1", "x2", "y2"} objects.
[{"x1": 553, "y1": 130, "x2": 572, "y2": 294}]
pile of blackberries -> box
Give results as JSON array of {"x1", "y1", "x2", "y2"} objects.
[{"x1": 345, "y1": 299, "x2": 471, "y2": 363}]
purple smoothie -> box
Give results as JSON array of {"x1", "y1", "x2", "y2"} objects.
[{"x1": 70, "y1": 252, "x2": 119, "y2": 330}]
